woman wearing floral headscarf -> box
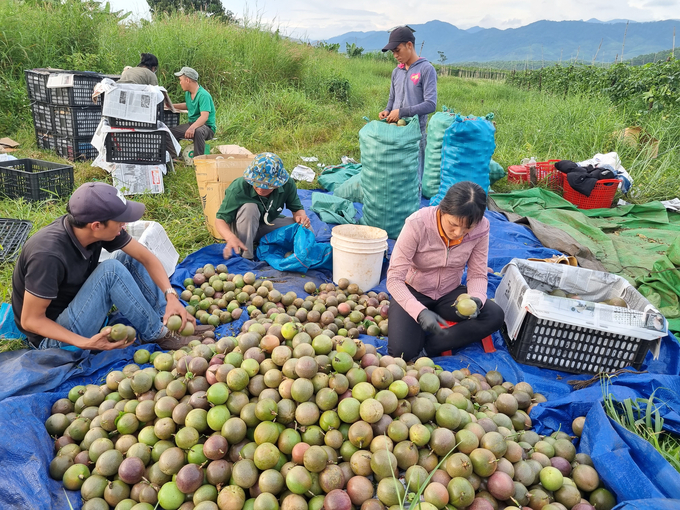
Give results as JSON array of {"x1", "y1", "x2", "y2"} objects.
[{"x1": 215, "y1": 152, "x2": 311, "y2": 260}]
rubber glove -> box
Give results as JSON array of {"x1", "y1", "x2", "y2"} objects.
[{"x1": 417, "y1": 310, "x2": 448, "y2": 335}]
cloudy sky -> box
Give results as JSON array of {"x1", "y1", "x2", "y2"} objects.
[{"x1": 109, "y1": 0, "x2": 679, "y2": 40}]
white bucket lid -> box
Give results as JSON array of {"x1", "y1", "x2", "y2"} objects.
[{"x1": 331, "y1": 224, "x2": 388, "y2": 242}]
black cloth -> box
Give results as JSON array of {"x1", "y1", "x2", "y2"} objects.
[
  {"x1": 11, "y1": 216, "x2": 131, "y2": 346},
  {"x1": 555, "y1": 160, "x2": 617, "y2": 197},
  {"x1": 387, "y1": 284, "x2": 504, "y2": 361}
]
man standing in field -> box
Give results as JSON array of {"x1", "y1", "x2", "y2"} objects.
[
  {"x1": 379, "y1": 26, "x2": 438, "y2": 185},
  {"x1": 169, "y1": 66, "x2": 216, "y2": 160}
]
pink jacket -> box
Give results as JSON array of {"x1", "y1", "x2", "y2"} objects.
[{"x1": 386, "y1": 206, "x2": 490, "y2": 322}]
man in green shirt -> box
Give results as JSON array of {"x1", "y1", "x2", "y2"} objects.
[
  {"x1": 168, "y1": 66, "x2": 216, "y2": 159},
  {"x1": 215, "y1": 153, "x2": 311, "y2": 260}
]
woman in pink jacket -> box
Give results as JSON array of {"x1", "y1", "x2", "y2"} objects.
[{"x1": 386, "y1": 181, "x2": 504, "y2": 360}]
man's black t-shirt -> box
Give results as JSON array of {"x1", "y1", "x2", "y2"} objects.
[{"x1": 11, "y1": 215, "x2": 131, "y2": 346}]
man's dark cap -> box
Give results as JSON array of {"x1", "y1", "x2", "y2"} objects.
[
  {"x1": 68, "y1": 182, "x2": 145, "y2": 223},
  {"x1": 382, "y1": 26, "x2": 416, "y2": 52}
]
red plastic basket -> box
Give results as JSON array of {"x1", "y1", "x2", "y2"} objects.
[
  {"x1": 508, "y1": 160, "x2": 562, "y2": 192},
  {"x1": 563, "y1": 179, "x2": 619, "y2": 209}
]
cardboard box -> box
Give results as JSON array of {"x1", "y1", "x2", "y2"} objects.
[
  {"x1": 194, "y1": 149, "x2": 255, "y2": 239},
  {"x1": 217, "y1": 145, "x2": 254, "y2": 156},
  {"x1": 194, "y1": 153, "x2": 255, "y2": 185},
  {"x1": 201, "y1": 181, "x2": 230, "y2": 239}
]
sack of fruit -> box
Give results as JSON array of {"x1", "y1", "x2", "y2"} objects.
[
  {"x1": 359, "y1": 116, "x2": 421, "y2": 239},
  {"x1": 430, "y1": 113, "x2": 496, "y2": 206},
  {"x1": 422, "y1": 106, "x2": 457, "y2": 199}
]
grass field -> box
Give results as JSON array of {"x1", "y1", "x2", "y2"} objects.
[{"x1": 0, "y1": 2, "x2": 677, "y2": 351}]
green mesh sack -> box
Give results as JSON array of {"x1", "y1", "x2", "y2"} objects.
[
  {"x1": 422, "y1": 107, "x2": 457, "y2": 199},
  {"x1": 489, "y1": 159, "x2": 506, "y2": 186},
  {"x1": 334, "y1": 172, "x2": 363, "y2": 203},
  {"x1": 359, "y1": 116, "x2": 421, "y2": 239}
]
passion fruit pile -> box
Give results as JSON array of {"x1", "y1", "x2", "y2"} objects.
[
  {"x1": 176, "y1": 264, "x2": 389, "y2": 338},
  {"x1": 547, "y1": 289, "x2": 627, "y2": 309},
  {"x1": 45, "y1": 327, "x2": 616, "y2": 510}
]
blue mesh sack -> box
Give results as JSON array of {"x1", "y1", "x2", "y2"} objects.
[
  {"x1": 422, "y1": 106, "x2": 457, "y2": 199},
  {"x1": 430, "y1": 113, "x2": 496, "y2": 205}
]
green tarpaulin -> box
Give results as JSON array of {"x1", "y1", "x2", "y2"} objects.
[
  {"x1": 491, "y1": 188, "x2": 680, "y2": 335},
  {"x1": 318, "y1": 163, "x2": 361, "y2": 192},
  {"x1": 310, "y1": 192, "x2": 357, "y2": 225}
]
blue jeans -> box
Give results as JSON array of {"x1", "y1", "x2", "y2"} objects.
[{"x1": 38, "y1": 252, "x2": 167, "y2": 350}]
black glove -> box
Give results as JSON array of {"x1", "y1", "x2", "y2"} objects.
[
  {"x1": 418, "y1": 310, "x2": 448, "y2": 335},
  {"x1": 454, "y1": 296, "x2": 483, "y2": 320}
]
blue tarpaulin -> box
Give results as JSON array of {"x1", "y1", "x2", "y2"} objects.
[{"x1": 1, "y1": 189, "x2": 680, "y2": 509}]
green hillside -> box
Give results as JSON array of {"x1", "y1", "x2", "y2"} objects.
[{"x1": 627, "y1": 48, "x2": 680, "y2": 65}]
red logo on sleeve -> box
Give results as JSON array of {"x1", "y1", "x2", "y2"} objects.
[{"x1": 410, "y1": 73, "x2": 421, "y2": 85}]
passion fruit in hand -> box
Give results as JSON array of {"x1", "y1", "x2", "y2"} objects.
[
  {"x1": 455, "y1": 298, "x2": 478, "y2": 317},
  {"x1": 167, "y1": 315, "x2": 183, "y2": 332},
  {"x1": 108, "y1": 324, "x2": 129, "y2": 342}
]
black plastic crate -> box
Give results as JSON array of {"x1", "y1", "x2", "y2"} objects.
[
  {"x1": 25, "y1": 69, "x2": 52, "y2": 103},
  {"x1": 0, "y1": 159, "x2": 74, "y2": 202},
  {"x1": 505, "y1": 312, "x2": 655, "y2": 375},
  {"x1": 105, "y1": 131, "x2": 166, "y2": 165},
  {"x1": 0, "y1": 219, "x2": 33, "y2": 263},
  {"x1": 53, "y1": 106, "x2": 102, "y2": 138},
  {"x1": 35, "y1": 129, "x2": 56, "y2": 152},
  {"x1": 162, "y1": 110, "x2": 181, "y2": 128},
  {"x1": 55, "y1": 137, "x2": 99, "y2": 162},
  {"x1": 109, "y1": 102, "x2": 163, "y2": 130},
  {"x1": 50, "y1": 73, "x2": 103, "y2": 107},
  {"x1": 31, "y1": 102, "x2": 54, "y2": 132},
  {"x1": 99, "y1": 90, "x2": 164, "y2": 129}
]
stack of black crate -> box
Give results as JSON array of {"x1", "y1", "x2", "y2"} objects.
[
  {"x1": 103, "y1": 97, "x2": 167, "y2": 166},
  {"x1": 102, "y1": 93, "x2": 180, "y2": 167},
  {"x1": 26, "y1": 69, "x2": 104, "y2": 161}
]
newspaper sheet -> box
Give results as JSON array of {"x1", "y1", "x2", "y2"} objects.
[
  {"x1": 99, "y1": 221, "x2": 178, "y2": 276},
  {"x1": 92, "y1": 78, "x2": 177, "y2": 113},
  {"x1": 495, "y1": 259, "x2": 667, "y2": 353},
  {"x1": 102, "y1": 87, "x2": 162, "y2": 124},
  {"x1": 111, "y1": 163, "x2": 164, "y2": 196},
  {"x1": 46, "y1": 74, "x2": 74, "y2": 88}
]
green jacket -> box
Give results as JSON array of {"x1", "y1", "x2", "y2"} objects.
[{"x1": 216, "y1": 177, "x2": 303, "y2": 225}]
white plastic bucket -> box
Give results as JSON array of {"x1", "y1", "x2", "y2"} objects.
[{"x1": 330, "y1": 225, "x2": 388, "y2": 292}]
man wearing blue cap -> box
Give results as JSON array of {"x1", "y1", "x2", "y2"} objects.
[
  {"x1": 12, "y1": 182, "x2": 200, "y2": 351},
  {"x1": 215, "y1": 152, "x2": 311, "y2": 260},
  {"x1": 168, "y1": 66, "x2": 216, "y2": 159}
]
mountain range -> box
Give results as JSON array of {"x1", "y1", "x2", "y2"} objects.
[{"x1": 324, "y1": 19, "x2": 679, "y2": 63}]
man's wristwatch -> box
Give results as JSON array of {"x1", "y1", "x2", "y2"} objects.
[{"x1": 164, "y1": 288, "x2": 178, "y2": 299}]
